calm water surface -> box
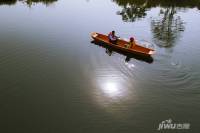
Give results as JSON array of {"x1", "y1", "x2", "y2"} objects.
[{"x1": 0, "y1": 0, "x2": 199, "y2": 133}]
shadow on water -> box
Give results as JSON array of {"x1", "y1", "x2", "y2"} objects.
[
  {"x1": 0, "y1": 0, "x2": 57, "y2": 6},
  {"x1": 113, "y1": 0, "x2": 200, "y2": 48},
  {"x1": 91, "y1": 40, "x2": 154, "y2": 64}
]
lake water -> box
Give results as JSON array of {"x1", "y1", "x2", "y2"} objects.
[{"x1": 0, "y1": 0, "x2": 199, "y2": 133}]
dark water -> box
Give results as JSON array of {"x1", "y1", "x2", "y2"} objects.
[{"x1": 0, "y1": 0, "x2": 199, "y2": 133}]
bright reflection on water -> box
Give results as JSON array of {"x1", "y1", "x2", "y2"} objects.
[
  {"x1": 102, "y1": 81, "x2": 120, "y2": 97},
  {"x1": 125, "y1": 62, "x2": 135, "y2": 69},
  {"x1": 90, "y1": 60, "x2": 138, "y2": 116},
  {"x1": 94, "y1": 73, "x2": 127, "y2": 100}
]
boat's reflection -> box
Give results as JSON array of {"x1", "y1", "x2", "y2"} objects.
[{"x1": 91, "y1": 40, "x2": 154, "y2": 63}]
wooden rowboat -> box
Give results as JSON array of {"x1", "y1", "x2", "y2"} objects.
[{"x1": 91, "y1": 32, "x2": 155, "y2": 56}]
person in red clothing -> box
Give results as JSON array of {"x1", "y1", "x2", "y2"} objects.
[{"x1": 108, "y1": 31, "x2": 118, "y2": 44}]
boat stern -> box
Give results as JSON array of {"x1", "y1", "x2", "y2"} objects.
[{"x1": 148, "y1": 50, "x2": 156, "y2": 55}]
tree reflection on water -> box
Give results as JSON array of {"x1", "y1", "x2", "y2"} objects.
[
  {"x1": 113, "y1": 0, "x2": 200, "y2": 47},
  {"x1": 116, "y1": 3, "x2": 147, "y2": 22},
  {"x1": 151, "y1": 8, "x2": 185, "y2": 47},
  {"x1": 0, "y1": 0, "x2": 57, "y2": 6},
  {"x1": 26, "y1": 0, "x2": 57, "y2": 6},
  {"x1": 0, "y1": 0, "x2": 17, "y2": 5}
]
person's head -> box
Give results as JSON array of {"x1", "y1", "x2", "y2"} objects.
[
  {"x1": 130, "y1": 37, "x2": 134, "y2": 42},
  {"x1": 112, "y1": 31, "x2": 115, "y2": 35}
]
